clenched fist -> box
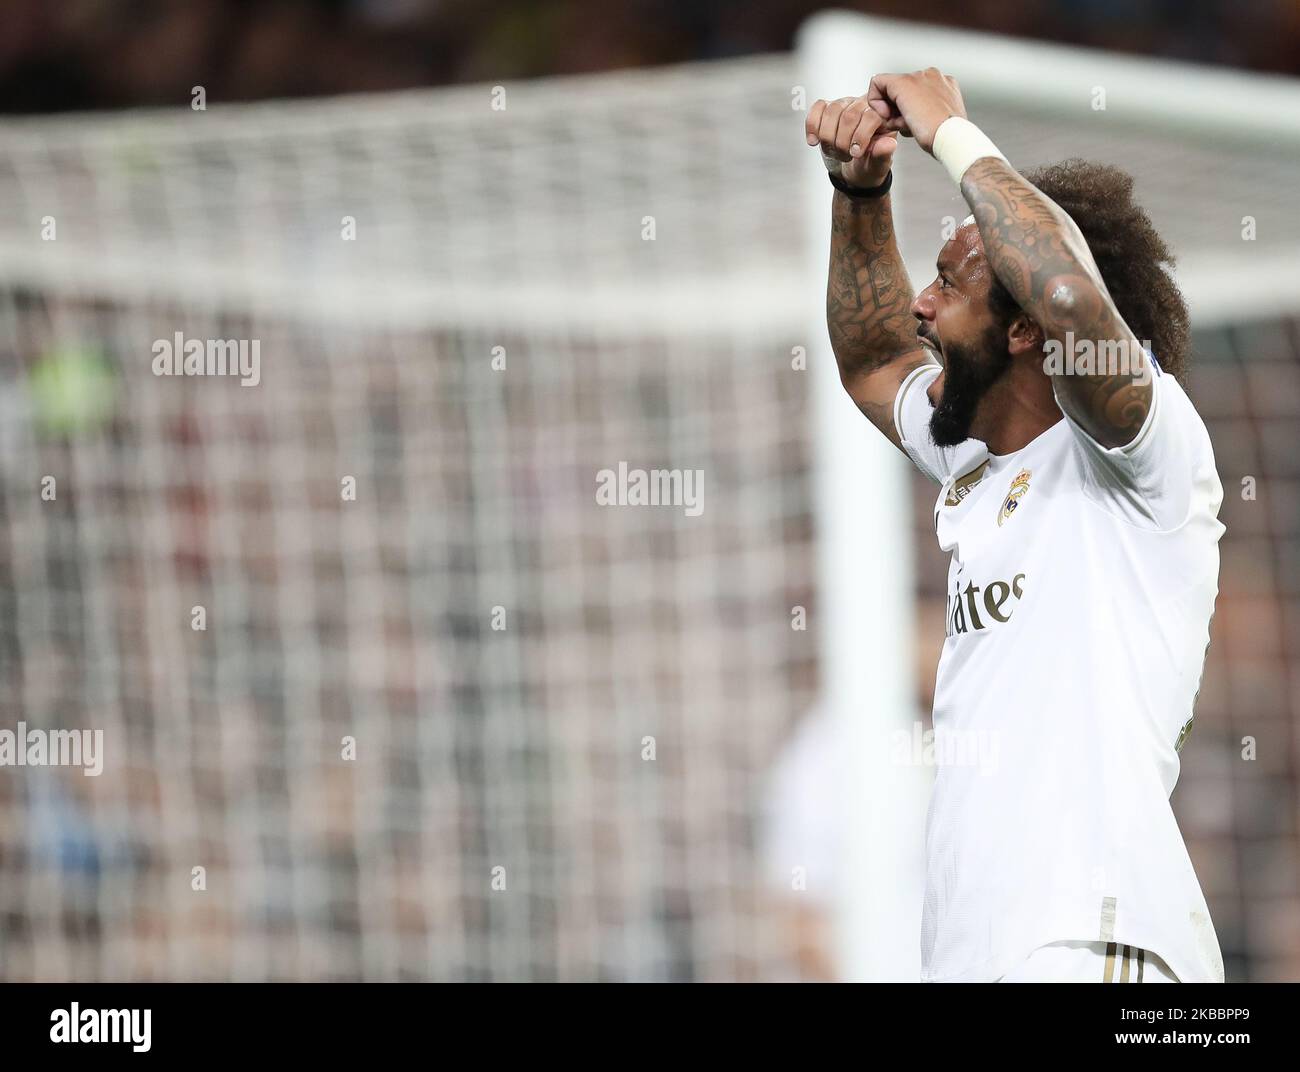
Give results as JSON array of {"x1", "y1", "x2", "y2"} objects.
[
  {"x1": 865, "y1": 68, "x2": 967, "y2": 154},
  {"x1": 805, "y1": 95, "x2": 898, "y2": 190}
]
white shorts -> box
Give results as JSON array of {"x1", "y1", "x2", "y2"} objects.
[{"x1": 997, "y1": 941, "x2": 1179, "y2": 983}]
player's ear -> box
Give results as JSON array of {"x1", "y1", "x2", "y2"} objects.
[{"x1": 1006, "y1": 314, "x2": 1044, "y2": 357}]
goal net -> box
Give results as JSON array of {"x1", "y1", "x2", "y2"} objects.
[
  {"x1": 0, "y1": 14, "x2": 1296, "y2": 982},
  {"x1": 0, "y1": 56, "x2": 818, "y2": 982}
]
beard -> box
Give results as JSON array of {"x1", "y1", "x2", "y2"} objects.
[{"x1": 928, "y1": 324, "x2": 1012, "y2": 448}]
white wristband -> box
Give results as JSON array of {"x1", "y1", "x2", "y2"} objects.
[{"x1": 932, "y1": 116, "x2": 1006, "y2": 185}]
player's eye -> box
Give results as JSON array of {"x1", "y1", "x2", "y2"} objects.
[{"x1": 938, "y1": 275, "x2": 953, "y2": 290}]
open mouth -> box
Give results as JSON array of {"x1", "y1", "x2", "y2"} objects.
[{"x1": 918, "y1": 333, "x2": 943, "y2": 360}]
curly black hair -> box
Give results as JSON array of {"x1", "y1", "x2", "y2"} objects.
[{"x1": 988, "y1": 159, "x2": 1191, "y2": 383}]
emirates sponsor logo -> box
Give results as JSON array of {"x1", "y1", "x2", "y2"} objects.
[{"x1": 946, "y1": 572, "x2": 1026, "y2": 637}]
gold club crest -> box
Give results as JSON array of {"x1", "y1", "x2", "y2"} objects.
[{"x1": 998, "y1": 468, "x2": 1032, "y2": 527}]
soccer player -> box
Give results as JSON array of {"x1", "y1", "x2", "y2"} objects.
[{"x1": 806, "y1": 69, "x2": 1225, "y2": 983}]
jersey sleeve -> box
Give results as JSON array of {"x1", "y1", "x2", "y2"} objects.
[
  {"x1": 893, "y1": 362, "x2": 966, "y2": 484},
  {"x1": 1053, "y1": 356, "x2": 1211, "y2": 531}
]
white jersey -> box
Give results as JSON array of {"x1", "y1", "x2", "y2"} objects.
[{"x1": 893, "y1": 358, "x2": 1225, "y2": 983}]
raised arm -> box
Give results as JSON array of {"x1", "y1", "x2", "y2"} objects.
[
  {"x1": 957, "y1": 157, "x2": 1150, "y2": 448},
  {"x1": 807, "y1": 95, "x2": 934, "y2": 450},
  {"x1": 864, "y1": 68, "x2": 1151, "y2": 449}
]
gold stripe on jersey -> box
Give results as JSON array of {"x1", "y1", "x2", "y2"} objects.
[{"x1": 944, "y1": 461, "x2": 989, "y2": 507}]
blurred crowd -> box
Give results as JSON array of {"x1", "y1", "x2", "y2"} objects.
[{"x1": 2, "y1": 0, "x2": 1300, "y2": 114}]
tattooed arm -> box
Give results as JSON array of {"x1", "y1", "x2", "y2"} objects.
[
  {"x1": 864, "y1": 68, "x2": 1151, "y2": 449},
  {"x1": 826, "y1": 189, "x2": 934, "y2": 448},
  {"x1": 959, "y1": 158, "x2": 1150, "y2": 449},
  {"x1": 809, "y1": 95, "x2": 933, "y2": 450}
]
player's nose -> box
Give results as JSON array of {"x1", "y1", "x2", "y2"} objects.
[{"x1": 911, "y1": 287, "x2": 937, "y2": 322}]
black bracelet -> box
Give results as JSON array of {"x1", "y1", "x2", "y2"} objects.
[{"x1": 828, "y1": 169, "x2": 893, "y2": 199}]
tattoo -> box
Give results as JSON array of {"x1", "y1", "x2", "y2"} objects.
[
  {"x1": 960, "y1": 157, "x2": 1151, "y2": 448},
  {"x1": 849, "y1": 353, "x2": 934, "y2": 446},
  {"x1": 827, "y1": 193, "x2": 917, "y2": 362}
]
